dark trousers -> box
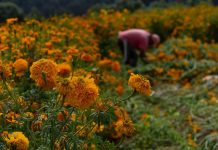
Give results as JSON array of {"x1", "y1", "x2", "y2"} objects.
[{"x1": 118, "y1": 39, "x2": 138, "y2": 67}]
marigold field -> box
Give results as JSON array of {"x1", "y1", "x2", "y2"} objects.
[{"x1": 0, "y1": 5, "x2": 218, "y2": 150}]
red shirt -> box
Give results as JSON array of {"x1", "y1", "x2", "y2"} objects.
[{"x1": 118, "y1": 29, "x2": 150, "y2": 52}]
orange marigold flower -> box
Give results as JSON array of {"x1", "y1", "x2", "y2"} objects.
[
  {"x1": 31, "y1": 102, "x2": 40, "y2": 110},
  {"x1": 155, "y1": 67, "x2": 164, "y2": 74},
  {"x1": 45, "y1": 42, "x2": 52, "y2": 49},
  {"x1": 3, "y1": 131, "x2": 29, "y2": 150},
  {"x1": 13, "y1": 59, "x2": 28, "y2": 77},
  {"x1": 57, "y1": 110, "x2": 69, "y2": 122},
  {"x1": 0, "y1": 61, "x2": 12, "y2": 79},
  {"x1": 167, "y1": 68, "x2": 183, "y2": 80},
  {"x1": 182, "y1": 79, "x2": 191, "y2": 89},
  {"x1": 128, "y1": 73, "x2": 152, "y2": 95},
  {"x1": 24, "y1": 112, "x2": 34, "y2": 119},
  {"x1": 30, "y1": 59, "x2": 58, "y2": 89},
  {"x1": 109, "y1": 51, "x2": 118, "y2": 58},
  {"x1": 64, "y1": 76, "x2": 99, "y2": 109},
  {"x1": 140, "y1": 113, "x2": 149, "y2": 120},
  {"x1": 67, "y1": 48, "x2": 79, "y2": 55},
  {"x1": 111, "y1": 61, "x2": 121, "y2": 72},
  {"x1": 113, "y1": 119, "x2": 135, "y2": 137},
  {"x1": 207, "y1": 51, "x2": 218, "y2": 61},
  {"x1": 174, "y1": 49, "x2": 188, "y2": 59},
  {"x1": 187, "y1": 134, "x2": 198, "y2": 148},
  {"x1": 73, "y1": 68, "x2": 89, "y2": 77},
  {"x1": 21, "y1": 37, "x2": 35, "y2": 45},
  {"x1": 5, "y1": 111, "x2": 20, "y2": 124},
  {"x1": 98, "y1": 58, "x2": 112, "y2": 68},
  {"x1": 98, "y1": 59, "x2": 120, "y2": 72},
  {"x1": 80, "y1": 53, "x2": 93, "y2": 62},
  {"x1": 116, "y1": 84, "x2": 124, "y2": 96},
  {"x1": 57, "y1": 63, "x2": 72, "y2": 77},
  {"x1": 56, "y1": 77, "x2": 73, "y2": 95},
  {"x1": 102, "y1": 72, "x2": 118, "y2": 84},
  {"x1": 111, "y1": 107, "x2": 135, "y2": 139},
  {"x1": 6, "y1": 18, "x2": 18, "y2": 24},
  {"x1": 114, "y1": 106, "x2": 130, "y2": 119},
  {"x1": 84, "y1": 143, "x2": 96, "y2": 150},
  {"x1": 157, "y1": 51, "x2": 166, "y2": 59},
  {"x1": 95, "y1": 101, "x2": 106, "y2": 112}
]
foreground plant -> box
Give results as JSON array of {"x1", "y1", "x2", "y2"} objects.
[
  {"x1": 128, "y1": 73, "x2": 152, "y2": 96},
  {"x1": 2, "y1": 131, "x2": 29, "y2": 150}
]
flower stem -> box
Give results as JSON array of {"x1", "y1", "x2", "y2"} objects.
[{"x1": 2, "y1": 75, "x2": 17, "y2": 103}]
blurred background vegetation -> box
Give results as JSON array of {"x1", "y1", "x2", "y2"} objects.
[{"x1": 0, "y1": 0, "x2": 217, "y2": 21}]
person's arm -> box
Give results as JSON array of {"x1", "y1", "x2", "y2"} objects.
[
  {"x1": 139, "y1": 41, "x2": 148, "y2": 63},
  {"x1": 140, "y1": 51, "x2": 148, "y2": 63},
  {"x1": 141, "y1": 34, "x2": 151, "y2": 63},
  {"x1": 123, "y1": 40, "x2": 128, "y2": 63}
]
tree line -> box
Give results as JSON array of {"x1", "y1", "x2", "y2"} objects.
[{"x1": 0, "y1": 0, "x2": 217, "y2": 21}]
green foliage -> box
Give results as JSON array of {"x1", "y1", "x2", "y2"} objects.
[
  {"x1": 185, "y1": 0, "x2": 213, "y2": 5},
  {"x1": 206, "y1": 13, "x2": 218, "y2": 42},
  {"x1": 120, "y1": 117, "x2": 187, "y2": 149},
  {"x1": 149, "y1": 0, "x2": 174, "y2": 8}
]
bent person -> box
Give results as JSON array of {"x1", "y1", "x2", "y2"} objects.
[{"x1": 118, "y1": 29, "x2": 160, "y2": 67}]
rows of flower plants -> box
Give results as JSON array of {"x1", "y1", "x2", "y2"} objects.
[
  {"x1": 0, "y1": 4, "x2": 218, "y2": 150},
  {"x1": 89, "y1": 4, "x2": 218, "y2": 46}
]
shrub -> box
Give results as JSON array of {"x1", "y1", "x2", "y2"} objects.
[
  {"x1": 115, "y1": 0, "x2": 145, "y2": 11},
  {"x1": 0, "y1": 2, "x2": 24, "y2": 22},
  {"x1": 206, "y1": 13, "x2": 218, "y2": 42}
]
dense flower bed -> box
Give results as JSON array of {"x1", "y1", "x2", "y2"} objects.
[{"x1": 0, "y1": 5, "x2": 217, "y2": 149}]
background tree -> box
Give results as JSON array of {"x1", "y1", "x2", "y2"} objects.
[{"x1": 0, "y1": 0, "x2": 216, "y2": 18}]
